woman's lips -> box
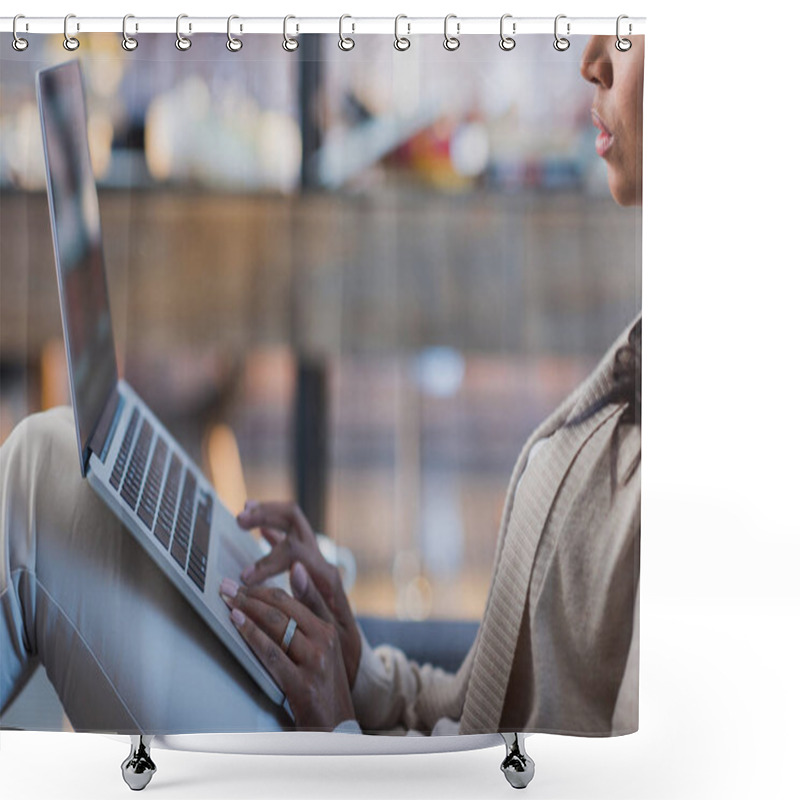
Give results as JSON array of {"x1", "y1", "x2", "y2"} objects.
[{"x1": 592, "y1": 110, "x2": 613, "y2": 158}]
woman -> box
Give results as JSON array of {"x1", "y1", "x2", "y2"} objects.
[{"x1": 0, "y1": 34, "x2": 642, "y2": 736}]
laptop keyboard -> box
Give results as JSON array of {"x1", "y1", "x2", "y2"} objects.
[
  {"x1": 171, "y1": 469, "x2": 197, "y2": 568},
  {"x1": 137, "y1": 437, "x2": 167, "y2": 530},
  {"x1": 121, "y1": 420, "x2": 153, "y2": 510},
  {"x1": 110, "y1": 408, "x2": 140, "y2": 490},
  {"x1": 153, "y1": 454, "x2": 182, "y2": 549},
  {"x1": 111, "y1": 406, "x2": 212, "y2": 592}
]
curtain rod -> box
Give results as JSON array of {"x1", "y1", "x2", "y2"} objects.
[{"x1": 1, "y1": 16, "x2": 646, "y2": 37}]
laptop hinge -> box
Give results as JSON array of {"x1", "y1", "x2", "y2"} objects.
[{"x1": 88, "y1": 386, "x2": 124, "y2": 465}]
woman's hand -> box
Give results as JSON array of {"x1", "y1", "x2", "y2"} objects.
[
  {"x1": 220, "y1": 569, "x2": 356, "y2": 731},
  {"x1": 236, "y1": 501, "x2": 362, "y2": 688}
]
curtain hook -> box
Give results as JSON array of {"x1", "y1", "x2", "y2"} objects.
[
  {"x1": 282, "y1": 15, "x2": 299, "y2": 52},
  {"x1": 63, "y1": 13, "x2": 80, "y2": 51},
  {"x1": 227, "y1": 15, "x2": 243, "y2": 51},
  {"x1": 499, "y1": 14, "x2": 516, "y2": 51},
  {"x1": 394, "y1": 14, "x2": 411, "y2": 51},
  {"x1": 175, "y1": 14, "x2": 192, "y2": 51},
  {"x1": 553, "y1": 14, "x2": 570, "y2": 51},
  {"x1": 338, "y1": 14, "x2": 355, "y2": 51},
  {"x1": 122, "y1": 14, "x2": 138, "y2": 51},
  {"x1": 443, "y1": 14, "x2": 460, "y2": 51},
  {"x1": 12, "y1": 14, "x2": 29, "y2": 52},
  {"x1": 615, "y1": 15, "x2": 632, "y2": 51}
]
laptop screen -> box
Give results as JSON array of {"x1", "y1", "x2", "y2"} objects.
[{"x1": 37, "y1": 61, "x2": 118, "y2": 470}]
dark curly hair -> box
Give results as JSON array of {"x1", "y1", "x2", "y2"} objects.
[{"x1": 610, "y1": 316, "x2": 641, "y2": 426}]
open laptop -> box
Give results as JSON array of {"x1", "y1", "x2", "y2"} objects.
[{"x1": 36, "y1": 60, "x2": 290, "y2": 715}]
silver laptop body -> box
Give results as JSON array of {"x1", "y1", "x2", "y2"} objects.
[{"x1": 36, "y1": 60, "x2": 288, "y2": 716}]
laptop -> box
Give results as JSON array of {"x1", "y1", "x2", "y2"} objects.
[{"x1": 36, "y1": 60, "x2": 290, "y2": 715}]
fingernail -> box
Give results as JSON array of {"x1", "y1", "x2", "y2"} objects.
[
  {"x1": 241, "y1": 564, "x2": 255, "y2": 584},
  {"x1": 220, "y1": 577, "x2": 239, "y2": 599},
  {"x1": 291, "y1": 562, "x2": 308, "y2": 596},
  {"x1": 231, "y1": 608, "x2": 246, "y2": 627}
]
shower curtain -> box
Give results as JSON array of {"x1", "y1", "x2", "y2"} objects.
[{"x1": 0, "y1": 22, "x2": 643, "y2": 741}]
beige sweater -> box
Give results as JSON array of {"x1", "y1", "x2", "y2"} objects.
[{"x1": 350, "y1": 316, "x2": 641, "y2": 736}]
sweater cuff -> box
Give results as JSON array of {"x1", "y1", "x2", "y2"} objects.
[{"x1": 351, "y1": 623, "x2": 392, "y2": 716}]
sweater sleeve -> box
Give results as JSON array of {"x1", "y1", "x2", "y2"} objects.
[{"x1": 350, "y1": 624, "x2": 473, "y2": 734}]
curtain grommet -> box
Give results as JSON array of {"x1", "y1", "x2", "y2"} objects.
[
  {"x1": 63, "y1": 14, "x2": 80, "y2": 51},
  {"x1": 12, "y1": 15, "x2": 29, "y2": 52},
  {"x1": 121, "y1": 14, "x2": 138, "y2": 51},
  {"x1": 175, "y1": 14, "x2": 192, "y2": 51},
  {"x1": 394, "y1": 14, "x2": 411, "y2": 51},
  {"x1": 226, "y1": 15, "x2": 243, "y2": 52},
  {"x1": 443, "y1": 14, "x2": 460, "y2": 51},
  {"x1": 499, "y1": 14, "x2": 516, "y2": 51},
  {"x1": 615, "y1": 15, "x2": 632, "y2": 51},
  {"x1": 282, "y1": 15, "x2": 299, "y2": 52},
  {"x1": 338, "y1": 14, "x2": 355, "y2": 51},
  {"x1": 553, "y1": 14, "x2": 570, "y2": 51}
]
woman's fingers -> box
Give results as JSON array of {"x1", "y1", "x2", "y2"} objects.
[
  {"x1": 222, "y1": 575, "x2": 357, "y2": 730},
  {"x1": 220, "y1": 579, "x2": 321, "y2": 662},
  {"x1": 290, "y1": 562, "x2": 336, "y2": 625},
  {"x1": 290, "y1": 562, "x2": 361, "y2": 690},
  {"x1": 228, "y1": 603, "x2": 294, "y2": 687},
  {"x1": 237, "y1": 501, "x2": 316, "y2": 546},
  {"x1": 237, "y1": 500, "x2": 320, "y2": 586},
  {"x1": 234, "y1": 500, "x2": 360, "y2": 686},
  {"x1": 258, "y1": 527, "x2": 286, "y2": 547},
  {"x1": 241, "y1": 540, "x2": 294, "y2": 585}
]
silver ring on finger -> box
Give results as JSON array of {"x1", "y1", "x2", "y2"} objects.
[{"x1": 281, "y1": 617, "x2": 298, "y2": 654}]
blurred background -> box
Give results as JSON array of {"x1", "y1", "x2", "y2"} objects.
[{"x1": 0, "y1": 33, "x2": 641, "y2": 624}]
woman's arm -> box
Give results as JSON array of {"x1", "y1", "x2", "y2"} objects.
[{"x1": 349, "y1": 626, "x2": 472, "y2": 733}]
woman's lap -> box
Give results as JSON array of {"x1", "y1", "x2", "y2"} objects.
[{"x1": 0, "y1": 407, "x2": 286, "y2": 734}]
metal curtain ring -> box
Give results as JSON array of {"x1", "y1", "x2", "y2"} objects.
[
  {"x1": 499, "y1": 14, "x2": 516, "y2": 51},
  {"x1": 338, "y1": 14, "x2": 355, "y2": 51},
  {"x1": 121, "y1": 14, "x2": 138, "y2": 51},
  {"x1": 12, "y1": 15, "x2": 29, "y2": 52},
  {"x1": 615, "y1": 14, "x2": 632, "y2": 51},
  {"x1": 394, "y1": 14, "x2": 410, "y2": 51},
  {"x1": 283, "y1": 15, "x2": 299, "y2": 52},
  {"x1": 227, "y1": 15, "x2": 243, "y2": 51},
  {"x1": 63, "y1": 14, "x2": 80, "y2": 51},
  {"x1": 175, "y1": 14, "x2": 191, "y2": 51},
  {"x1": 281, "y1": 617, "x2": 298, "y2": 654},
  {"x1": 553, "y1": 14, "x2": 570, "y2": 51},
  {"x1": 443, "y1": 14, "x2": 460, "y2": 51}
]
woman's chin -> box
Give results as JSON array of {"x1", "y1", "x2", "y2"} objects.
[{"x1": 608, "y1": 174, "x2": 642, "y2": 207}]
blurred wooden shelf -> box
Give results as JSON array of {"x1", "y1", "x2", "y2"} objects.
[{"x1": 1, "y1": 187, "x2": 639, "y2": 361}]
